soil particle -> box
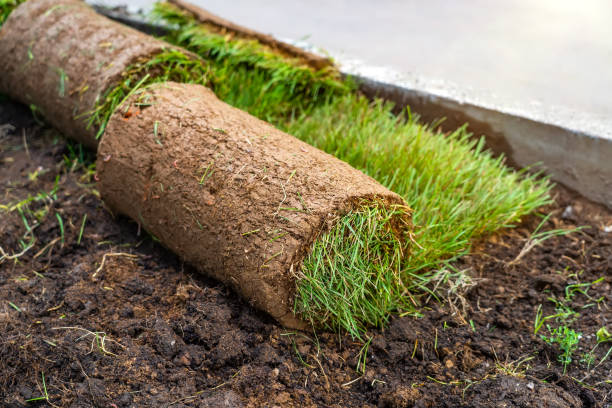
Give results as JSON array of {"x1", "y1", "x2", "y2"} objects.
[
  {"x1": 199, "y1": 390, "x2": 244, "y2": 407},
  {"x1": 0, "y1": 100, "x2": 610, "y2": 406},
  {"x1": 379, "y1": 385, "x2": 421, "y2": 407}
]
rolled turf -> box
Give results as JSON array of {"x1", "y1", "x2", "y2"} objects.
[
  {"x1": 0, "y1": 0, "x2": 207, "y2": 149},
  {"x1": 0, "y1": 0, "x2": 415, "y2": 334},
  {"x1": 96, "y1": 82, "x2": 411, "y2": 329},
  {"x1": 152, "y1": 1, "x2": 553, "y2": 336}
]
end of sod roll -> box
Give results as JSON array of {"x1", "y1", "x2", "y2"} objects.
[{"x1": 96, "y1": 82, "x2": 413, "y2": 333}]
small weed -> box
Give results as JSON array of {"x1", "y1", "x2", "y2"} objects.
[
  {"x1": 596, "y1": 327, "x2": 611, "y2": 343},
  {"x1": 541, "y1": 325, "x2": 581, "y2": 373},
  {"x1": 8, "y1": 301, "x2": 21, "y2": 312},
  {"x1": 580, "y1": 327, "x2": 612, "y2": 377},
  {"x1": 533, "y1": 304, "x2": 574, "y2": 335},
  {"x1": 532, "y1": 274, "x2": 608, "y2": 373},
  {"x1": 55, "y1": 212, "x2": 64, "y2": 245},
  {"x1": 280, "y1": 332, "x2": 314, "y2": 368},
  {"x1": 153, "y1": 120, "x2": 163, "y2": 145},
  {"x1": 565, "y1": 276, "x2": 605, "y2": 305},
  {"x1": 580, "y1": 351, "x2": 597, "y2": 369},
  {"x1": 0, "y1": 181, "x2": 63, "y2": 263},
  {"x1": 356, "y1": 336, "x2": 372, "y2": 375},
  {"x1": 199, "y1": 160, "x2": 215, "y2": 184},
  {"x1": 469, "y1": 320, "x2": 476, "y2": 332},
  {"x1": 25, "y1": 372, "x2": 52, "y2": 405},
  {"x1": 63, "y1": 139, "x2": 95, "y2": 172},
  {"x1": 494, "y1": 352, "x2": 535, "y2": 378}
]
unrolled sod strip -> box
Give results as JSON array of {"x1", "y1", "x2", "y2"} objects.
[
  {"x1": 0, "y1": 0, "x2": 205, "y2": 149},
  {"x1": 96, "y1": 82, "x2": 411, "y2": 329},
  {"x1": 166, "y1": 0, "x2": 334, "y2": 71}
]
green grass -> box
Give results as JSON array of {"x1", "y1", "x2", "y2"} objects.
[
  {"x1": 150, "y1": 3, "x2": 350, "y2": 123},
  {"x1": 534, "y1": 273, "x2": 608, "y2": 374},
  {"x1": 85, "y1": 49, "x2": 208, "y2": 139},
  {"x1": 541, "y1": 325, "x2": 581, "y2": 373},
  {"x1": 0, "y1": 0, "x2": 25, "y2": 27},
  {"x1": 153, "y1": 1, "x2": 552, "y2": 336},
  {"x1": 295, "y1": 201, "x2": 411, "y2": 338}
]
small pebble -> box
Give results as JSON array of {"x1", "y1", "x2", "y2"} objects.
[{"x1": 526, "y1": 381, "x2": 535, "y2": 390}]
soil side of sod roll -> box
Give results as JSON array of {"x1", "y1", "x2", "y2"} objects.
[
  {"x1": 96, "y1": 82, "x2": 411, "y2": 329},
  {"x1": 0, "y1": 0, "x2": 202, "y2": 149}
]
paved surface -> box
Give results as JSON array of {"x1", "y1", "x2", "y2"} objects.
[{"x1": 99, "y1": 0, "x2": 612, "y2": 123}]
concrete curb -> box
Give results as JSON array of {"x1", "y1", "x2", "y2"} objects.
[
  {"x1": 357, "y1": 76, "x2": 612, "y2": 209},
  {"x1": 95, "y1": 5, "x2": 612, "y2": 210}
]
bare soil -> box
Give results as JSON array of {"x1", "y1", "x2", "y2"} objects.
[{"x1": 1, "y1": 100, "x2": 610, "y2": 407}]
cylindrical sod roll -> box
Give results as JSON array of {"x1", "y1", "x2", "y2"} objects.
[
  {"x1": 97, "y1": 82, "x2": 409, "y2": 328},
  {"x1": 0, "y1": 0, "x2": 199, "y2": 149}
]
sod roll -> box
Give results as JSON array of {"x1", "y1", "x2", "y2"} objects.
[
  {"x1": 96, "y1": 82, "x2": 409, "y2": 329},
  {"x1": 0, "y1": 0, "x2": 198, "y2": 149}
]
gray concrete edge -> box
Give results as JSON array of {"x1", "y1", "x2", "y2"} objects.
[
  {"x1": 357, "y1": 77, "x2": 612, "y2": 209},
  {"x1": 96, "y1": 6, "x2": 612, "y2": 210}
]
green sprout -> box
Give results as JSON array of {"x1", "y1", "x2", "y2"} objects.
[{"x1": 541, "y1": 325, "x2": 581, "y2": 373}]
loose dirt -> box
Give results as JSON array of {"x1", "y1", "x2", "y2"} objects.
[{"x1": 1, "y1": 100, "x2": 610, "y2": 407}]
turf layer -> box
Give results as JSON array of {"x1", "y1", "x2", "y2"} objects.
[{"x1": 153, "y1": 2, "x2": 552, "y2": 337}]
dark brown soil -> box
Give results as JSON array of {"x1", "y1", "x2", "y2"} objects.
[{"x1": 1, "y1": 99, "x2": 610, "y2": 407}]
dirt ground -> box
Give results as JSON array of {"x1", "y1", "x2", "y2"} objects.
[{"x1": 1, "y1": 99, "x2": 610, "y2": 407}]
